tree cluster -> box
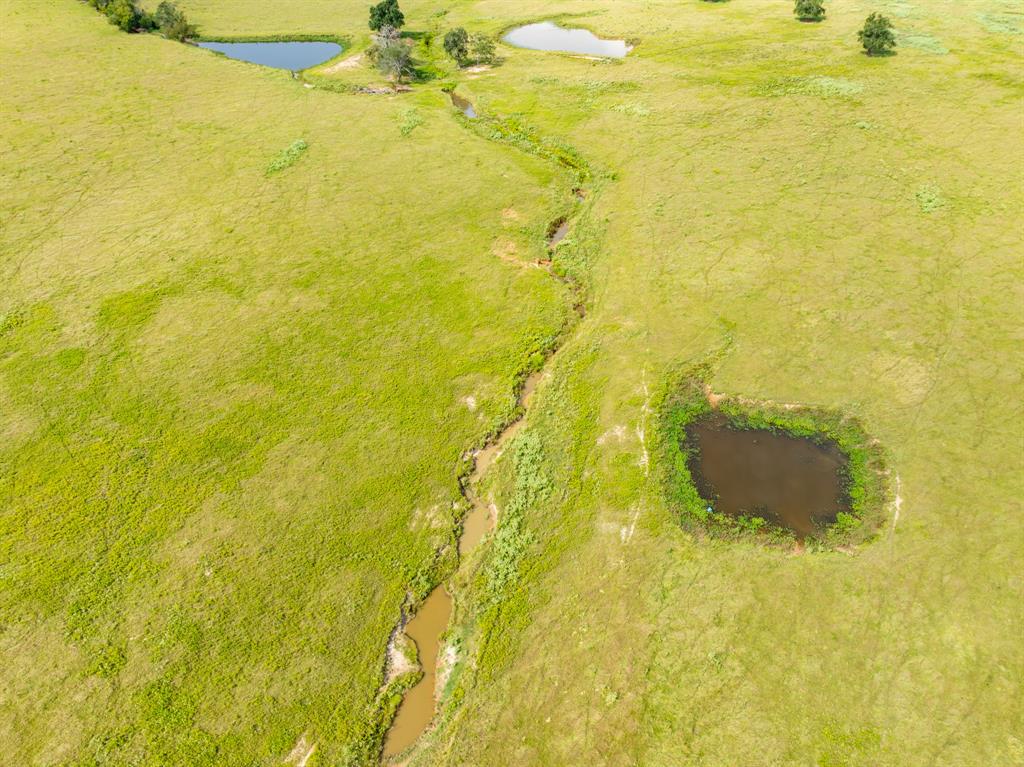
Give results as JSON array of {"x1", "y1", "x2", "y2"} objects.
[
  {"x1": 793, "y1": 0, "x2": 825, "y2": 22},
  {"x1": 152, "y1": 1, "x2": 197, "y2": 41},
  {"x1": 786, "y1": 1, "x2": 896, "y2": 57},
  {"x1": 443, "y1": 27, "x2": 496, "y2": 67},
  {"x1": 368, "y1": 25, "x2": 413, "y2": 84},
  {"x1": 85, "y1": 0, "x2": 196, "y2": 40}
]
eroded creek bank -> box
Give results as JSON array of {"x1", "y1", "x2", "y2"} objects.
[
  {"x1": 376, "y1": 86, "x2": 595, "y2": 760},
  {"x1": 379, "y1": 213, "x2": 582, "y2": 761},
  {"x1": 381, "y1": 587, "x2": 452, "y2": 758},
  {"x1": 380, "y1": 365, "x2": 544, "y2": 762}
]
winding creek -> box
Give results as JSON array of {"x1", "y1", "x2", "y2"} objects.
[
  {"x1": 381, "y1": 367, "x2": 547, "y2": 761},
  {"x1": 380, "y1": 207, "x2": 578, "y2": 761}
]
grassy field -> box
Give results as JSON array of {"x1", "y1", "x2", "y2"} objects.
[
  {"x1": 0, "y1": 2, "x2": 572, "y2": 764},
  {"x1": 3, "y1": 0, "x2": 1022, "y2": 765}
]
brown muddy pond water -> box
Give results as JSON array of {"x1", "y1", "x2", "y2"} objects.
[
  {"x1": 685, "y1": 414, "x2": 850, "y2": 538},
  {"x1": 382, "y1": 587, "x2": 453, "y2": 759}
]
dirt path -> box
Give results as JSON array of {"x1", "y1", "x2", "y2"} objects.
[{"x1": 322, "y1": 52, "x2": 363, "y2": 74}]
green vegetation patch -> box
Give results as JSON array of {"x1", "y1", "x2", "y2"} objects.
[
  {"x1": 755, "y1": 75, "x2": 864, "y2": 99},
  {"x1": 265, "y1": 139, "x2": 309, "y2": 175},
  {"x1": 467, "y1": 114, "x2": 592, "y2": 186},
  {"x1": 976, "y1": 12, "x2": 1023, "y2": 35},
  {"x1": 610, "y1": 102, "x2": 650, "y2": 117},
  {"x1": 880, "y1": 0, "x2": 917, "y2": 19},
  {"x1": 484, "y1": 431, "x2": 549, "y2": 602},
  {"x1": 915, "y1": 184, "x2": 945, "y2": 213},
  {"x1": 398, "y1": 107, "x2": 424, "y2": 136},
  {"x1": 896, "y1": 30, "x2": 949, "y2": 54},
  {"x1": 658, "y1": 373, "x2": 889, "y2": 546}
]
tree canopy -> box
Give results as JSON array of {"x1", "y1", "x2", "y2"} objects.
[
  {"x1": 444, "y1": 28, "x2": 469, "y2": 64},
  {"x1": 858, "y1": 13, "x2": 896, "y2": 55},
  {"x1": 369, "y1": 0, "x2": 404, "y2": 31},
  {"x1": 103, "y1": 0, "x2": 143, "y2": 31},
  {"x1": 374, "y1": 36, "x2": 413, "y2": 84},
  {"x1": 794, "y1": 0, "x2": 825, "y2": 22},
  {"x1": 471, "y1": 34, "x2": 496, "y2": 65},
  {"x1": 153, "y1": 1, "x2": 196, "y2": 40}
]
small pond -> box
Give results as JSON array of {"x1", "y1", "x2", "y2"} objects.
[
  {"x1": 503, "y1": 22, "x2": 631, "y2": 58},
  {"x1": 685, "y1": 414, "x2": 850, "y2": 538},
  {"x1": 197, "y1": 41, "x2": 342, "y2": 71}
]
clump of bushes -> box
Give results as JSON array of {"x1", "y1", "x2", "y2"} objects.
[
  {"x1": 858, "y1": 13, "x2": 897, "y2": 56},
  {"x1": 153, "y1": 1, "x2": 197, "y2": 40},
  {"x1": 443, "y1": 27, "x2": 497, "y2": 67},
  {"x1": 794, "y1": 0, "x2": 825, "y2": 22},
  {"x1": 84, "y1": 0, "x2": 196, "y2": 40},
  {"x1": 472, "y1": 34, "x2": 496, "y2": 65}
]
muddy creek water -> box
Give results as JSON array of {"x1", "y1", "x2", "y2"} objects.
[
  {"x1": 459, "y1": 371, "x2": 541, "y2": 556},
  {"x1": 382, "y1": 371, "x2": 543, "y2": 760},
  {"x1": 548, "y1": 219, "x2": 570, "y2": 248},
  {"x1": 381, "y1": 587, "x2": 452, "y2": 758},
  {"x1": 449, "y1": 92, "x2": 478, "y2": 119},
  {"x1": 685, "y1": 414, "x2": 850, "y2": 538}
]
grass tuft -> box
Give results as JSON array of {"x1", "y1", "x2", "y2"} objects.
[{"x1": 265, "y1": 139, "x2": 309, "y2": 175}]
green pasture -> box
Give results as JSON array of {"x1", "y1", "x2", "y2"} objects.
[{"x1": 2, "y1": 0, "x2": 1021, "y2": 765}]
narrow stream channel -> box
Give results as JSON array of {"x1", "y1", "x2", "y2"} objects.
[
  {"x1": 380, "y1": 588, "x2": 452, "y2": 759},
  {"x1": 458, "y1": 371, "x2": 541, "y2": 556},
  {"x1": 379, "y1": 115, "x2": 588, "y2": 761},
  {"x1": 380, "y1": 370, "x2": 544, "y2": 763}
]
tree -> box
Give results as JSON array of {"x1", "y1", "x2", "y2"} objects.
[
  {"x1": 858, "y1": 13, "x2": 896, "y2": 55},
  {"x1": 369, "y1": 0, "x2": 404, "y2": 31},
  {"x1": 444, "y1": 28, "x2": 469, "y2": 64},
  {"x1": 105, "y1": 0, "x2": 142, "y2": 31},
  {"x1": 470, "y1": 34, "x2": 496, "y2": 65},
  {"x1": 154, "y1": 1, "x2": 196, "y2": 40},
  {"x1": 375, "y1": 37, "x2": 413, "y2": 85},
  {"x1": 794, "y1": 0, "x2": 825, "y2": 22}
]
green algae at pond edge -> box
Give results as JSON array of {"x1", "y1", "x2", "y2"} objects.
[
  {"x1": 659, "y1": 376, "x2": 889, "y2": 545},
  {"x1": 685, "y1": 413, "x2": 850, "y2": 538}
]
